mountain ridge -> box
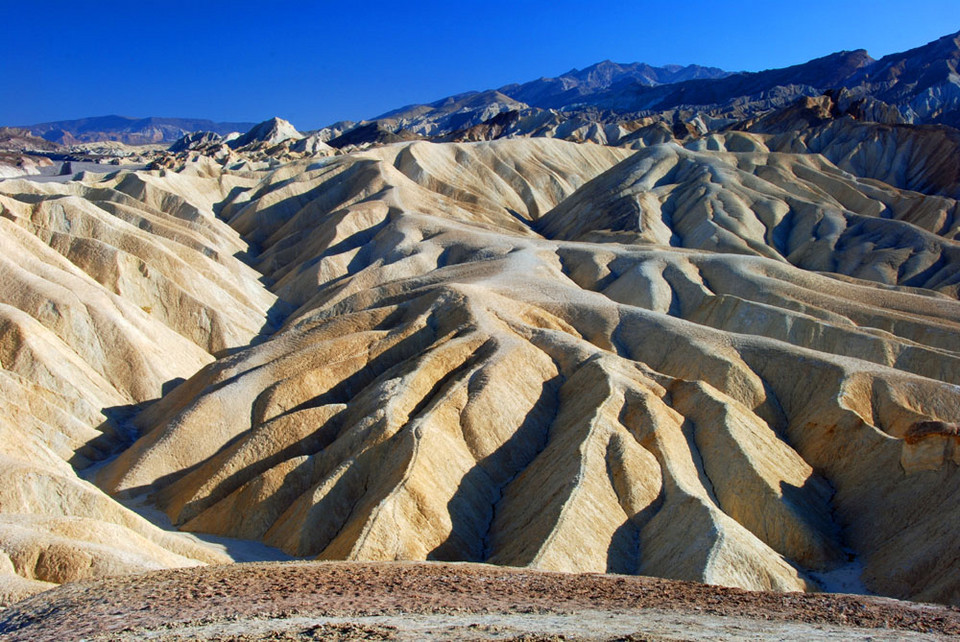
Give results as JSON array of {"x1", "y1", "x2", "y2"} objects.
[
  {"x1": 588, "y1": 48, "x2": 876, "y2": 112},
  {"x1": 332, "y1": 30, "x2": 960, "y2": 148},
  {"x1": 19, "y1": 115, "x2": 258, "y2": 145},
  {"x1": 497, "y1": 60, "x2": 732, "y2": 109},
  {"x1": 12, "y1": 29, "x2": 960, "y2": 148}
]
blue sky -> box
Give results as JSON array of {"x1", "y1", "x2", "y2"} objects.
[{"x1": 2, "y1": 0, "x2": 957, "y2": 130}]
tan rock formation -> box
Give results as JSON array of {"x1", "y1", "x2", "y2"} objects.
[
  {"x1": 2, "y1": 135, "x2": 959, "y2": 605},
  {"x1": 0, "y1": 163, "x2": 279, "y2": 602},
  {"x1": 90, "y1": 139, "x2": 960, "y2": 603}
]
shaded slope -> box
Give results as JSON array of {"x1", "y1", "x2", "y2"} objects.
[
  {"x1": 845, "y1": 30, "x2": 960, "y2": 127},
  {"x1": 738, "y1": 96, "x2": 960, "y2": 199}
]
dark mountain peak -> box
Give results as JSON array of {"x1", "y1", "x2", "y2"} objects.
[
  {"x1": 817, "y1": 49, "x2": 874, "y2": 83},
  {"x1": 437, "y1": 90, "x2": 519, "y2": 109},
  {"x1": 577, "y1": 60, "x2": 645, "y2": 81},
  {"x1": 904, "y1": 29, "x2": 960, "y2": 57},
  {"x1": 344, "y1": 30, "x2": 960, "y2": 145},
  {"x1": 589, "y1": 47, "x2": 876, "y2": 114}
]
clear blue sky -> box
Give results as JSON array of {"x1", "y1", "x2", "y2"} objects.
[{"x1": 2, "y1": 0, "x2": 957, "y2": 130}]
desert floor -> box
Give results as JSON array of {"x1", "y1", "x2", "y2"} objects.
[{"x1": 2, "y1": 561, "x2": 959, "y2": 641}]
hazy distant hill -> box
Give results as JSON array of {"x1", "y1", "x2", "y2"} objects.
[{"x1": 21, "y1": 115, "x2": 257, "y2": 145}]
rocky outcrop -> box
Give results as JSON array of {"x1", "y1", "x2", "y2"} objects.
[
  {"x1": 169, "y1": 131, "x2": 223, "y2": 153},
  {"x1": 0, "y1": 153, "x2": 54, "y2": 179},
  {"x1": 230, "y1": 118, "x2": 302, "y2": 149},
  {"x1": 0, "y1": 128, "x2": 61, "y2": 153},
  {"x1": 327, "y1": 122, "x2": 424, "y2": 149},
  {"x1": 290, "y1": 133, "x2": 336, "y2": 156}
]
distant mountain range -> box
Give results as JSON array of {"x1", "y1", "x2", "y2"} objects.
[
  {"x1": 581, "y1": 30, "x2": 960, "y2": 126},
  {"x1": 497, "y1": 61, "x2": 731, "y2": 109},
  {"x1": 18, "y1": 115, "x2": 256, "y2": 146},
  {"x1": 376, "y1": 61, "x2": 731, "y2": 122},
  {"x1": 8, "y1": 29, "x2": 960, "y2": 149},
  {"x1": 338, "y1": 30, "x2": 960, "y2": 146}
]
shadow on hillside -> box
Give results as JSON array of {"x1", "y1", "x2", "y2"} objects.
[
  {"x1": 70, "y1": 392, "x2": 299, "y2": 564},
  {"x1": 68, "y1": 403, "x2": 144, "y2": 470},
  {"x1": 427, "y1": 374, "x2": 563, "y2": 563},
  {"x1": 606, "y1": 487, "x2": 663, "y2": 575}
]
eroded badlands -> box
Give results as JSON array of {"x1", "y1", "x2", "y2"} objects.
[{"x1": 0, "y1": 132, "x2": 958, "y2": 607}]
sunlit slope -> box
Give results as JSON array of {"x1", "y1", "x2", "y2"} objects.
[{"x1": 0, "y1": 163, "x2": 279, "y2": 603}]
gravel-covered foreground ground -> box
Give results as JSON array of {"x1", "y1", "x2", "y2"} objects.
[{"x1": 2, "y1": 561, "x2": 958, "y2": 641}]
